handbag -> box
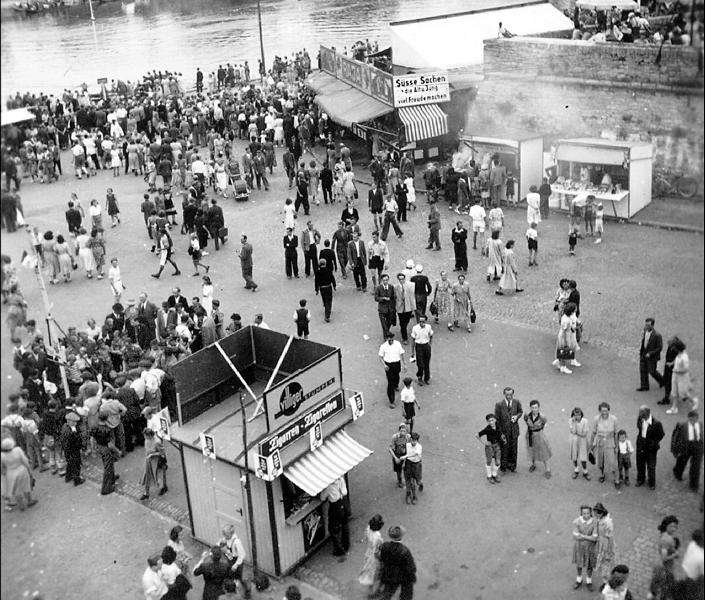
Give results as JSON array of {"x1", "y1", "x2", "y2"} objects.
[
  {"x1": 470, "y1": 308, "x2": 476, "y2": 324},
  {"x1": 157, "y1": 454, "x2": 168, "y2": 470},
  {"x1": 575, "y1": 320, "x2": 583, "y2": 343},
  {"x1": 588, "y1": 451, "x2": 596, "y2": 465},
  {"x1": 218, "y1": 226, "x2": 228, "y2": 239},
  {"x1": 429, "y1": 300, "x2": 438, "y2": 316},
  {"x1": 556, "y1": 346, "x2": 575, "y2": 360},
  {"x1": 353, "y1": 188, "x2": 359, "y2": 199}
]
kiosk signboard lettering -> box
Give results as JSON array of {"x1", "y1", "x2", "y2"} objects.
[
  {"x1": 259, "y1": 391, "x2": 346, "y2": 457},
  {"x1": 264, "y1": 352, "x2": 341, "y2": 428},
  {"x1": 393, "y1": 72, "x2": 450, "y2": 108}
]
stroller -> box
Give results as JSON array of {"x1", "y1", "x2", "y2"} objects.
[{"x1": 226, "y1": 160, "x2": 249, "y2": 202}]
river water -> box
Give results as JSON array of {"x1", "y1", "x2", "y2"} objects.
[{"x1": 1, "y1": 0, "x2": 472, "y2": 95}]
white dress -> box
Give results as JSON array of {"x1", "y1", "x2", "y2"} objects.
[
  {"x1": 404, "y1": 176, "x2": 416, "y2": 204},
  {"x1": 273, "y1": 118, "x2": 284, "y2": 143},
  {"x1": 283, "y1": 204, "x2": 296, "y2": 231},
  {"x1": 108, "y1": 265, "x2": 123, "y2": 297},
  {"x1": 76, "y1": 233, "x2": 96, "y2": 273},
  {"x1": 201, "y1": 284, "x2": 213, "y2": 316}
]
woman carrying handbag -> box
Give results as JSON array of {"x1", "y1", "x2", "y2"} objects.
[{"x1": 553, "y1": 302, "x2": 581, "y2": 374}]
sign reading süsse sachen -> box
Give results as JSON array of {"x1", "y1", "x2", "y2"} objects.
[{"x1": 393, "y1": 72, "x2": 450, "y2": 107}]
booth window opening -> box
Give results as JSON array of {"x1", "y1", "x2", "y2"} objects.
[
  {"x1": 558, "y1": 163, "x2": 629, "y2": 192},
  {"x1": 282, "y1": 477, "x2": 315, "y2": 519}
]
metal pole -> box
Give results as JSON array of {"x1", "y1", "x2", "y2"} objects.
[
  {"x1": 257, "y1": 0, "x2": 266, "y2": 83},
  {"x1": 238, "y1": 390, "x2": 258, "y2": 575},
  {"x1": 88, "y1": 0, "x2": 95, "y2": 21},
  {"x1": 25, "y1": 231, "x2": 70, "y2": 398}
]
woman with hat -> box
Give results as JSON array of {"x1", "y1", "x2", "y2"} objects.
[
  {"x1": 593, "y1": 503, "x2": 615, "y2": 586},
  {"x1": 140, "y1": 426, "x2": 167, "y2": 500},
  {"x1": 1, "y1": 437, "x2": 37, "y2": 511}
]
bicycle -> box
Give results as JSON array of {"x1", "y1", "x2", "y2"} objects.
[{"x1": 652, "y1": 169, "x2": 698, "y2": 199}]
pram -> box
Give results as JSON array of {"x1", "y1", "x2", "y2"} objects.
[{"x1": 226, "y1": 171, "x2": 249, "y2": 202}]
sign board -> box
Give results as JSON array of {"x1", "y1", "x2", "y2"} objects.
[
  {"x1": 259, "y1": 391, "x2": 346, "y2": 457},
  {"x1": 351, "y1": 123, "x2": 368, "y2": 141},
  {"x1": 302, "y1": 503, "x2": 326, "y2": 552},
  {"x1": 97, "y1": 77, "x2": 108, "y2": 84},
  {"x1": 309, "y1": 422, "x2": 323, "y2": 451},
  {"x1": 263, "y1": 352, "x2": 341, "y2": 430},
  {"x1": 349, "y1": 393, "x2": 365, "y2": 421},
  {"x1": 200, "y1": 433, "x2": 216, "y2": 460},
  {"x1": 393, "y1": 72, "x2": 450, "y2": 108},
  {"x1": 319, "y1": 46, "x2": 394, "y2": 107},
  {"x1": 159, "y1": 417, "x2": 171, "y2": 441},
  {"x1": 255, "y1": 449, "x2": 283, "y2": 481}
]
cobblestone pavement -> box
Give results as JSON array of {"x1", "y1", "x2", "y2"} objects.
[{"x1": 1, "y1": 140, "x2": 702, "y2": 599}]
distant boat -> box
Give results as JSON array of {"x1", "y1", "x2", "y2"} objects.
[{"x1": 10, "y1": 0, "x2": 69, "y2": 15}]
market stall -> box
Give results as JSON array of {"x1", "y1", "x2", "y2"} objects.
[
  {"x1": 549, "y1": 138, "x2": 653, "y2": 219},
  {"x1": 169, "y1": 326, "x2": 371, "y2": 576},
  {"x1": 456, "y1": 134, "x2": 544, "y2": 201}
]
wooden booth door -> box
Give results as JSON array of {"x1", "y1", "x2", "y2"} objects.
[{"x1": 183, "y1": 448, "x2": 250, "y2": 554}]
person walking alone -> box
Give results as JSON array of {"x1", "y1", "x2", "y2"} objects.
[
  {"x1": 637, "y1": 317, "x2": 663, "y2": 392},
  {"x1": 451, "y1": 221, "x2": 468, "y2": 272},
  {"x1": 314, "y1": 259, "x2": 336, "y2": 322},
  {"x1": 238, "y1": 234, "x2": 257, "y2": 291},
  {"x1": 635, "y1": 405, "x2": 665, "y2": 490},
  {"x1": 426, "y1": 199, "x2": 441, "y2": 250},
  {"x1": 410, "y1": 314, "x2": 433, "y2": 386}
]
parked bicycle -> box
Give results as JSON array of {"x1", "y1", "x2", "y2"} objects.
[{"x1": 652, "y1": 168, "x2": 698, "y2": 199}]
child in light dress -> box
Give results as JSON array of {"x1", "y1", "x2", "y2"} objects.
[
  {"x1": 594, "y1": 203, "x2": 604, "y2": 244},
  {"x1": 404, "y1": 175, "x2": 416, "y2": 210},
  {"x1": 108, "y1": 257, "x2": 124, "y2": 302}
]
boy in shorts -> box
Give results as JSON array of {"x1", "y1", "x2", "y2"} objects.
[
  {"x1": 400, "y1": 377, "x2": 421, "y2": 433},
  {"x1": 468, "y1": 200, "x2": 487, "y2": 254},
  {"x1": 478, "y1": 414, "x2": 505, "y2": 484},
  {"x1": 526, "y1": 222, "x2": 538, "y2": 266},
  {"x1": 594, "y1": 203, "x2": 604, "y2": 244}
]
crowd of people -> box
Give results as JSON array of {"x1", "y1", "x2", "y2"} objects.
[
  {"x1": 0, "y1": 40, "x2": 703, "y2": 600},
  {"x1": 568, "y1": 3, "x2": 704, "y2": 45}
]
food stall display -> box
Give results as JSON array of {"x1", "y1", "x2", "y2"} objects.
[
  {"x1": 549, "y1": 138, "x2": 653, "y2": 219},
  {"x1": 169, "y1": 326, "x2": 371, "y2": 576}
]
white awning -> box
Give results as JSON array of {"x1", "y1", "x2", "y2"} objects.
[
  {"x1": 399, "y1": 104, "x2": 449, "y2": 142},
  {"x1": 283, "y1": 430, "x2": 373, "y2": 496},
  {"x1": 1, "y1": 108, "x2": 36, "y2": 127}
]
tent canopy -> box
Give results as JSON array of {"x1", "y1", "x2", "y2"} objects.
[
  {"x1": 1, "y1": 108, "x2": 36, "y2": 127},
  {"x1": 575, "y1": 0, "x2": 638, "y2": 9},
  {"x1": 390, "y1": 0, "x2": 574, "y2": 69},
  {"x1": 306, "y1": 71, "x2": 394, "y2": 128}
]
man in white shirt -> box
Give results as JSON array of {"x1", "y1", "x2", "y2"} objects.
[
  {"x1": 410, "y1": 314, "x2": 433, "y2": 385},
  {"x1": 681, "y1": 528, "x2": 704, "y2": 582},
  {"x1": 220, "y1": 524, "x2": 251, "y2": 597},
  {"x1": 381, "y1": 195, "x2": 403, "y2": 241},
  {"x1": 191, "y1": 154, "x2": 206, "y2": 183},
  {"x1": 319, "y1": 477, "x2": 350, "y2": 556},
  {"x1": 142, "y1": 554, "x2": 168, "y2": 600},
  {"x1": 379, "y1": 332, "x2": 406, "y2": 408},
  {"x1": 468, "y1": 200, "x2": 487, "y2": 252},
  {"x1": 399, "y1": 431, "x2": 423, "y2": 503},
  {"x1": 253, "y1": 313, "x2": 270, "y2": 329}
]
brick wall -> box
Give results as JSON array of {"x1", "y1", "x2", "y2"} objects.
[{"x1": 465, "y1": 38, "x2": 704, "y2": 179}]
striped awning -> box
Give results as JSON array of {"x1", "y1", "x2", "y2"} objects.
[
  {"x1": 398, "y1": 104, "x2": 449, "y2": 142},
  {"x1": 283, "y1": 430, "x2": 373, "y2": 496}
]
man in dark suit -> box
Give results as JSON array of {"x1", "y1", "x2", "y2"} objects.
[
  {"x1": 65, "y1": 201, "x2": 82, "y2": 235},
  {"x1": 374, "y1": 273, "x2": 396, "y2": 338},
  {"x1": 637, "y1": 317, "x2": 664, "y2": 391},
  {"x1": 136, "y1": 292, "x2": 158, "y2": 349},
  {"x1": 671, "y1": 409, "x2": 703, "y2": 492},
  {"x1": 347, "y1": 230, "x2": 367, "y2": 291},
  {"x1": 156, "y1": 301, "x2": 178, "y2": 340},
  {"x1": 206, "y1": 199, "x2": 225, "y2": 250},
  {"x1": 283, "y1": 227, "x2": 299, "y2": 279},
  {"x1": 378, "y1": 525, "x2": 416, "y2": 600},
  {"x1": 494, "y1": 387, "x2": 523, "y2": 472},
  {"x1": 167, "y1": 287, "x2": 189, "y2": 312},
  {"x1": 635, "y1": 405, "x2": 665, "y2": 489},
  {"x1": 282, "y1": 147, "x2": 296, "y2": 188},
  {"x1": 193, "y1": 546, "x2": 231, "y2": 600}
]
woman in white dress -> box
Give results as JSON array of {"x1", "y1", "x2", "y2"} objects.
[
  {"x1": 358, "y1": 514, "x2": 384, "y2": 596},
  {"x1": 342, "y1": 166, "x2": 356, "y2": 203},
  {"x1": 273, "y1": 116, "x2": 284, "y2": 146},
  {"x1": 201, "y1": 275, "x2": 213, "y2": 316},
  {"x1": 554, "y1": 302, "x2": 581, "y2": 374},
  {"x1": 404, "y1": 175, "x2": 416, "y2": 209},
  {"x1": 214, "y1": 158, "x2": 228, "y2": 197},
  {"x1": 496, "y1": 239, "x2": 522, "y2": 295},
  {"x1": 75, "y1": 228, "x2": 96, "y2": 278},
  {"x1": 667, "y1": 339, "x2": 697, "y2": 414},
  {"x1": 282, "y1": 198, "x2": 296, "y2": 231}
]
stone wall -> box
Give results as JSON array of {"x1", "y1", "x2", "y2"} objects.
[{"x1": 465, "y1": 37, "x2": 704, "y2": 179}]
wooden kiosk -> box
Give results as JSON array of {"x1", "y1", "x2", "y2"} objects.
[
  {"x1": 549, "y1": 138, "x2": 653, "y2": 219},
  {"x1": 169, "y1": 326, "x2": 371, "y2": 576}
]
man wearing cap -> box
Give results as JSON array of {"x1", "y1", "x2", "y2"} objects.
[
  {"x1": 314, "y1": 258, "x2": 337, "y2": 323},
  {"x1": 378, "y1": 525, "x2": 416, "y2": 600},
  {"x1": 283, "y1": 227, "x2": 299, "y2": 279},
  {"x1": 238, "y1": 234, "x2": 258, "y2": 291},
  {"x1": 91, "y1": 410, "x2": 121, "y2": 495},
  {"x1": 379, "y1": 332, "x2": 406, "y2": 408},
  {"x1": 60, "y1": 411, "x2": 85, "y2": 486},
  {"x1": 410, "y1": 264, "x2": 432, "y2": 320},
  {"x1": 100, "y1": 391, "x2": 127, "y2": 456}
]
